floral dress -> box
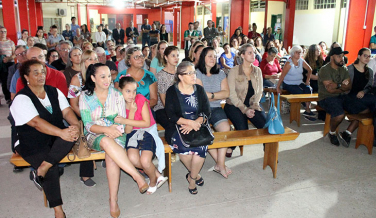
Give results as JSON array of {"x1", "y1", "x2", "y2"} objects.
[
  {"x1": 79, "y1": 87, "x2": 127, "y2": 151},
  {"x1": 170, "y1": 92, "x2": 208, "y2": 158}
]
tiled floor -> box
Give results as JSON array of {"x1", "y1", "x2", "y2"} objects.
[{"x1": 1, "y1": 84, "x2": 376, "y2": 218}]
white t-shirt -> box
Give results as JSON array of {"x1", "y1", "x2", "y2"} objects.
[{"x1": 10, "y1": 88, "x2": 70, "y2": 126}]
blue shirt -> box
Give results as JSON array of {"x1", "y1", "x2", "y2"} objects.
[
  {"x1": 71, "y1": 24, "x2": 80, "y2": 37},
  {"x1": 370, "y1": 35, "x2": 376, "y2": 53},
  {"x1": 141, "y1": 24, "x2": 151, "y2": 38},
  {"x1": 114, "y1": 69, "x2": 156, "y2": 100}
]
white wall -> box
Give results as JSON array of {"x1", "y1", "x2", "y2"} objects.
[
  {"x1": 250, "y1": 11, "x2": 264, "y2": 32},
  {"x1": 42, "y1": 3, "x2": 76, "y2": 29}
]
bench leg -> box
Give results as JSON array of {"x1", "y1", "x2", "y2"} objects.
[
  {"x1": 289, "y1": 102, "x2": 300, "y2": 127},
  {"x1": 263, "y1": 142, "x2": 279, "y2": 178},
  {"x1": 355, "y1": 123, "x2": 374, "y2": 155},
  {"x1": 239, "y1": 146, "x2": 244, "y2": 156},
  {"x1": 323, "y1": 113, "x2": 339, "y2": 137},
  {"x1": 164, "y1": 153, "x2": 172, "y2": 192},
  {"x1": 43, "y1": 191, "x2": 48, "y2": 207}
]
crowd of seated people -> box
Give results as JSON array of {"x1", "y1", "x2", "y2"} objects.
[{"x1": 3, "y1": 19, "x2": 376, "y2": 218}]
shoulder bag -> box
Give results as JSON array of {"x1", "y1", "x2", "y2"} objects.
[
  {"x1": 67, "y1": 120, "x2": 91, "y2": 161},
  {"x1": 264, "y1": 93, "x2": 285, "y2": 134}
]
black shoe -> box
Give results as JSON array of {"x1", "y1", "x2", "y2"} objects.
[
  {"x1": 329, "y1": 133, "x2": 340, "y2": 146},
  {"x1": 338, "y1": 131, "x2": 351, "y2": 148},
  {"x1": 31, "y1": 170, "x2": 44, "y2": 191},
  {"x1": 13, "y1": 166, "x2": 24, "y2": 173}
]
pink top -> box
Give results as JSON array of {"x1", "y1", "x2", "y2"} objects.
[{"x1": 126, "y1": 94, "x2": 156, "y2": 129}]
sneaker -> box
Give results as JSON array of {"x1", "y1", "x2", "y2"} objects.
[
  {"x1": 329, "y1": 133, "x2": 340, "y2": 146},
  {"x1": 31, "y1": 170, "x2": 44, "y2": 191},
  {"x1": 303, "y1": 111, "x2": 316, "y2": 118},
  {"x1": 338, "y1": 131, "x2": 351, "y2": 148},
  {"x1": 80, "y1": 177, "x2": 96, "y2": 187},
  {"x1": 304, "y1": 116, "x2": 316, "y2": 121},
  {"x1": 13, "y1": 166, "x2": 24, "y2": 173}
]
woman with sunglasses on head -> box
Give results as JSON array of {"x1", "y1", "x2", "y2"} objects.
[
  {"x1": 47, "y1": 49, "x2": 59, "y2": 66},
  {"x1": 114, "y1": 47, "x2": 158, "y2": 108},
  {"x1": 196, "y1": 47, "x2": 232, "y2": 178},
  {"x1": 165, "y1": 61, "x2": 211, "y2": 194},
  {"x1": 276, "y1": 45, "x2": 315, "y2": 121}
]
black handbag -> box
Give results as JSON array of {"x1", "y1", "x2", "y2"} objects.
[{"x1": 174, "y1": 84, "x2": 214, "y2": 147}]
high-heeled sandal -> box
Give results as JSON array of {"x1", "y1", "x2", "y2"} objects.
[
  {"x1": 188, "y1": 174, "x2": 198, "y2": 195},
  {"x1": 186, "y1": 172, "x2": 204, "y2": 186},
  {"x1": 109, "y1": 200, "x2": 120, "y2": 218},
  {"x1": 139, "y1": 182, "x2": 149, "y2": 194}
]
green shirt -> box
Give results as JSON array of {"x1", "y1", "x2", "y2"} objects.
[
  {"x1": 184, "y1": 29, "x2": 198, "y2": 49},
  {"x1": 318, "y1": 63, "x2": 349, "y2": 101}
]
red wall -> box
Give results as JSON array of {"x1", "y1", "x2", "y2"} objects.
[
  {"x1": 180, "y1": 2, "x2": 195, "y2": 48},
  {"x1": 344, "y1": 0, "x2": 376, "y2": 63},
  {"x1": 230, "y1": 0, "x2": 250, "y2": 38}
]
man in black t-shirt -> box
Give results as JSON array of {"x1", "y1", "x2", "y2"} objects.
[{"x1": 51, "y1": 41, "x2": 71, "y2": 71}]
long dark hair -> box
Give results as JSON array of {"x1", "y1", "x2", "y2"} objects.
[
  {"x1": 354, "y1": 47, "x2": 371, "y2": 79},
  {"x1": 197, "y1": 47, "x2": 220, "y2": 75},
  {"x1": 82, "y1": 63, "x2": 107, "y2": 96},
  {"x1": 304, "y1": 44, "x2": 323, "y2": 70}
]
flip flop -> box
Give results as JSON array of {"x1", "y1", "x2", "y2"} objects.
[
  {"x1": 213, "y1": 169, "x2": 228, "y2": 179},
  {"x1": 156, "y1": 176, "x2": 168, "y2": 188}
]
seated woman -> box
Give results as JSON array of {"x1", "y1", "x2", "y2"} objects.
[
  {"x1": 255, "y1": 36, "x2": 265, "y2": 56},
  {"x1": 182, "y1": 41, "x2": 204, "y2": 62},
  {"x1": 212, "y1": 38, "x2": 224, "y2": 63},
  {"x1": 196, "y1": 47, "x2": 232, "y2": 178},
  {"x1": 259, "y1": 47, "x2": 282, "y2": 88},
  {"x1": 261, "y1": 40, "x2": 276, "y2": 60},
  {"x1": 68, "y1": 49, "x2": 98, "y2": 187},
  {"x1": 304, "y1": 44, "x2": 324, "y2": 93},
  {"x1": 219, "y1": 43, "x2": 235, "y2": 74},
  {"x1": 10, "y1": 60, "x2": 80, "y2": 218},
  {"x1": 79, "y1": 63, "x2": 148, "y2": 218},
  {"x1": 154, "y1": 46, "x2": 180, "y2": 129},
  {"x1": 192, "y1": 44, "x2": 204, "y2": 67},
  {"x1": 114, "y1": 47, "x2": 158, "y2": 108},
  {"x1": 150, "y1": 40, "x2": 168, "y2": 75},
  {"x1": 224, "y1": 44, "x2": 266, "y2": 158},
  {"x1": 230, "y1": 38, "x2": 239, "y2": 54},
  {"x1": 276, "y1": 45, "x2": 315, "y2": 121},
  {"x1": 115, "y1": 76, "x2": 168, "y2": 194},
  {"x1": 165, "y1": 61, "x2": 211, "y2": 195}
]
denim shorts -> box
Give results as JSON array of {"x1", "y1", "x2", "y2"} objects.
[
  {"x1": 125, "y1": 130, "x2": 156, "y2": 154},
  {"x1": 318, "y1": 95, "x2": 366, "y2": 117},
  {"x1": 209, "y1": 107, "x2": 228, "y2": 127}
]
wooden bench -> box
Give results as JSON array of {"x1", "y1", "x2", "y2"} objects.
[
  {"x1": 264, "y1": 87, "x2": 289, "y2": 109},
  {"x1": 280, "y1": 93, "x2": 319, "y2": 127},
  {"x1": 316, "y1": 106, "x2": 374, "y2": 154},
  {"x1": 10, "y1": 127, "x2": 299, "y2": 206}
]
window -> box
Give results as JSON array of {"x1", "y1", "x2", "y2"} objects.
[
  {"x1": 223, "y1": 3, "x2": 229, "y2": 14},
  {"x1": 204, "y1": 6, "x2": 211, "y2": 15},
  {"x1": 314, "y1": 0, "x2": 336, "y2": 9},
  {"x1": 296, "y1": 0, "x2": 309, "y2": 10},
  {"x1": 341, "y1": 0, "x2": 347, "y2": 8},
  {"x1": 198, "y1": 7, "x2": 203, "y2": 15},
  {"x1": 250, "y1": 0, "x2": 265, "y2": 12}
]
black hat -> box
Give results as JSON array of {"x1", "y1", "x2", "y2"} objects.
[{"x1": 331, "y1": 47, "x2": 349, "y2": 55}]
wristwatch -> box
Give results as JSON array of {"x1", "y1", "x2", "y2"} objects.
[
  {"x1": 337, "y1": 83, "x2": 342, "y2": 89},
  {"x1": 211, "y1": 92, "x2": 215, "y2": 99}
]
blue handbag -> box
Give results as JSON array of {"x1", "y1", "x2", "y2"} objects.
[{"x1": 264, "y1": 93, "x2": 285, "y2": 134}]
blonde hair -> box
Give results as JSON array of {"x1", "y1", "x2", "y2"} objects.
[
  {"x1": 188, "y1": 41, "x2": 204, "y2": 61},
  {"x1": 80, "y1": 50, "x2": 97, "y2": 83}
]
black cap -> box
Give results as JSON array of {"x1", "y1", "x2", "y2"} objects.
[{"x1": 331, "y1": 47, "x2": 349, "y2": 55}]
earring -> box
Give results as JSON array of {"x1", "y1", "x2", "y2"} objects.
[{"x1": 27, "y1": 80, "x2": 29, "y2": 85}]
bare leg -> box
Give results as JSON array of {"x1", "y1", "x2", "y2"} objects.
[
  {"x1": 37, "y1": 161, "x2": 52, "y2": 177},
  {"x1": 305, "y1": 101, "x2": 311, "y2": 113},
  {"x1": 347, "y1": 109, "x2": 370, "y2": 133},
  {"x1": 127, "y1": 148, "x2": 142, "y2": 169},
  {"x1": 187, "y1": 155, "x2": 205, "y2": 190},
  {"x1": 330, "y1": 114, "x2": 345, "y2": 132},
  {"x1": 179, "y1": 154, "x2": 193, "y2": 172},
  {"x1": 140, "y1": 150, "x2": 157, "y2": 187},
  {"x1": 53, "y1": 205, "x2": 65, "y2": 218},
  {"x1": 105, "y1": 154, "x2": 120, "y2": 215},
  {"x1": 212, "y1": 121, "x2": 231, "y2": 176},
  {"x1": 100, "y1": 137, "x2": 146, "y2": 189}
]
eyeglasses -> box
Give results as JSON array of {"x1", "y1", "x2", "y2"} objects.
[
  {"x1": 15, "y1": 51, "x2": 26, "y2": 57},
  {"x1": 0, "y1": 31, "x2": 7, "y2": 33},
  {"x1": 363, "y1": 54, "x2": 371, "y2": 59},
  {"x1": 180, "y1": 71, "x2": 196, "y2": 76},
  {"x1": 51, "y1": 55, "x2": 59, "y2": 58},
  {"x1": 133, "y1": 55, "x2": 144, "y2": 60},
  {"x1": 31, "y1": 55, "x2": 45, "y2": 60},
  {"x1": 61, "y1": 49, "x2": 69, "y2": 52}
]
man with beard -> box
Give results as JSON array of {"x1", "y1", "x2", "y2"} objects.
[{"x1": 318, "y1": 47, "x2": 366, "y2": 147}]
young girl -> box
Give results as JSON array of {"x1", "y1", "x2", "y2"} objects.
[{"x1": 115, "y1": 75, "x2": 167, "y2": 194}]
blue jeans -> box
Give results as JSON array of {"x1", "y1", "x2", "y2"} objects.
[
  {"x1": 263, "y1": 78, "x2": 275, "y2": 88},
  {"x1": 142, "y1": 37, "x2": 150, "y2": 48},
  {"x1": 224, "y1": 103, "x2": 267, "y2": 150},
  {"x1": 282, "y1": 82, "x2": 312, "y2": 94}
]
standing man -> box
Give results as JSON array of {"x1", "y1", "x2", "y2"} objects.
[
  {"x1": 112, "y1": 23, "x2": 125, "y2": 45},
  {"x1": 0, "y1": 26, "x2": 15, "y2": 104},
  {"x1": 274, "y1": 27, "x2": 283, "y2": 43},
  {"x1": 71, "y1": 17, "x2": 80, "y2": 38},
  {"x1": 126, "y1": 21, "x2": 139, "y2": 45},
  {"x1": 141, "y1": 19, "x2": 151, "y2": 48},
  {"x1": 184, "y1": 22, "x2": 198, "y2": 58},
  {"x1": 47, "y1": 25, "x2": 63, "y2": 50},
  {"x1": 194, "y1": 21, "x2": 203, "y2": 39},
  {"x1": 203, "y1": 20, "x2": 218, "y2": 46},
  {"x1": 263, "y1": 27, "x2": 275, "y2": 46},
  {"x1": 104, "y1": 24, "x2": 112, "y2": 40},
  {"x1": 317, "y1": 47, "x2": 365, "y2": 147}
]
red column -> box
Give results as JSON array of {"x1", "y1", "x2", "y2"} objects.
[
  {"x1": 35, "y1": 2, "x2": 43, "y2": 27},
  {"x1": 18, "y1": 0, "x2": 29, "y2": 31},
  {"x1": 161, "y1": 8, "x2": 165, "y2": 24},
  {"x1": 77, "y1": 4, "x2": 82, "y2": 26},
  {"x1": 283, "y1": 0, "x2": 296, "y2": 49},
  {"x1": 264, "y1": 0, "x2": 269, "y2": 34},
  {"x1": 344, "y1": 0, "x2": 376, "y2": 62},
  {"x1": 100, "y1": 14, "x2": 102, "y2": 24},
  {"x1": 87, "y1": 6, "x2": 91, "y2": 32},
  {"x1": 2, "y1": 0, "x2": 17, "y2": 42},
  {"x1": 230, "y1": 0, "x2": 250, "y2": 37},
  {"x1": 173, "y1": 8, "x2": 178, "y2": 46},
  {"x1": 28, "y1": 0, "x2": 38, "y2": 36},
  {"x1": 181, "y1": 2, "x2": 195, "y2": 48},
  {"x1": 211, "y1": 3, "x2": 217, "y2": 27}
]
